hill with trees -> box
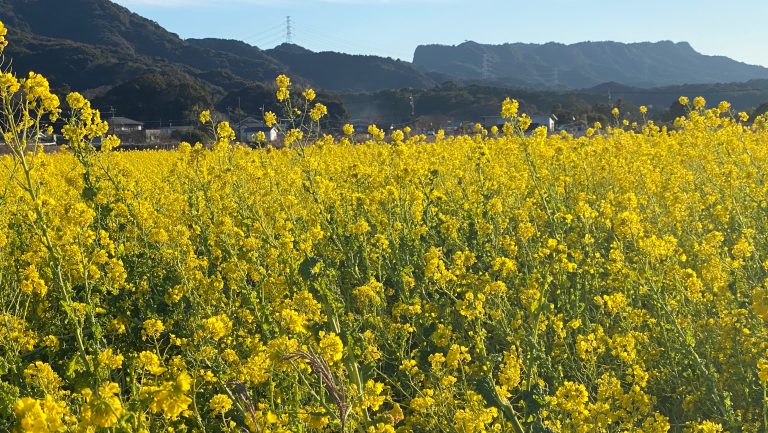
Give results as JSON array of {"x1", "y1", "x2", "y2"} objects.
[{"x1": 414, "y1": 41, "x2": 768, "y2": 89}]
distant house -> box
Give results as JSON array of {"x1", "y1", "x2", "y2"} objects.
[
  {"x1": 236, "y1": 117, "x2": 278, "y2": 143},
  {"x1": 109, "y1": 117, "x2": 144, "y2": 133},
  {"x1": 483, "y1": 113, "x2": 558, "y2": 133},
  {"x1": 530, "y1": 114, "x2": 558, "y2": 132},
  {"x1": 145, "y1": 126, "x2": 195, "y2": 143}
]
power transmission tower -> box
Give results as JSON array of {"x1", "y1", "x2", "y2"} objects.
[
  {"x1": 644, "y1": 59, "x2": 650, "y2": 82},
  {"x1": 482, "y1": 53, "x2": 492, "y2": 80},
  {"x1": 285, "y1": 16, "x2": 293, "y2": 44}
]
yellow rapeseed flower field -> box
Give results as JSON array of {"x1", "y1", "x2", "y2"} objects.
[{"x1": 0, "y1": 20, "x2": 767, "y2": 433}]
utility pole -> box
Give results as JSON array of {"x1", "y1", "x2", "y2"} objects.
[{"x1": 286, "y1": 16, "x2": 293, "y2": 44}]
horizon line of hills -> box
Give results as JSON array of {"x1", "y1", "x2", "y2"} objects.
[{"x1": 2, "y1": 0, "x2": 768, "y2": 126}]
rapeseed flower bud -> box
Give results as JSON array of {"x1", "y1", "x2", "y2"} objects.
[
  {"x1": 275, "y1": 74, "x2": 291, "y2": 89},
  {"x1": 758, "y1": 358, "x2": 768, "y2": 384},
  {"x1": 309, "y1": 103, "x2": 327, "y2": 122},
  {"x1": 139, "y1": 351, "x2": 167, "y2": 375},
  {"x1": 14, "y1": 396, "x2": 68, "y2": 433},
  {"x1": 142, "y1": 372, "x2": 193, "y2": 419},
  {"x1": 284, "y1": 129, "x2": 303, "y2": 146},
  {"x1": 202, "y1": 314, "x2": 232, "y2": 341},
  {"x1": 101, "y1": 135, "x2": 120, "y2": 152},
  {"x1": 362, "y1": 380, "x2": 386, "y2": 411},
  {"x1": 142, "y1": 319, "x2": 165, "y2": 339},
  {"x1": 688, "y1": 421, "x2": 724, "y2": 433},
  {"x1": 368, "y1": 124, "x2": 385, "y2": 141},
  {"x1": 302, "y1": 88, "x2": 316, "y2": 101},
  {"x1": 264, "y1": 111, "x2": 278, "y2": 127},
  {"x1": 0, "y1": 72, "x2": 20, "y2": 94},
  {"x1": 318, "y1": 331, "x2": 343, "y2": 364},
  {"x1": 24, "y1": 362, "x2": 63, "y2": 395},
  {"x1": 390, "y1": 129, "x2": 405, "y2": 142},
  {"x1": 501, "y1": 97, "x2": 519, "y2": 118},
  {"x1": 216, "y1": 121, "x2": 236, "y2": 143},
  {"x1": 276, "y1": 87, "x2": 290, "y2": 102},
  {"x1": 209, "y1": 394, "x2": 233, "y2": 416},
  {"x1": 98, "y1": 348, "x2": 124, "y2": 370},
  {"x1": 66, "y1": 92, "x2": 88, "y2": 110},
  {"x1": 0, "y1": 21, "x2": 7, "y2": 52},
  {"x1": 81, "y1": 383, "x2": 124, "y2": 428}
]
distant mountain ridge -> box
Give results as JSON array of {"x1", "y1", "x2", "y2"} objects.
[
  {"x1": 0, "y1": 0, "x2": 438, "y2": 94},
  {"x1": 1, "y1": 0, "x2": 768, "y2": 125},
  {"x1": 413, "y1": 41, "x2": 768, "y2": 89}
]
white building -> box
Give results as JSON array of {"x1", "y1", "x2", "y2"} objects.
[{"x1": 237, "y1": 117, "x2": 278, "y2": 143}]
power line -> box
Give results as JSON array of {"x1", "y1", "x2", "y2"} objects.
[
  {"x1": 237, "y1": 22, "x2": 286, "y2": 44},
  {"x1": 297, "y1": 21, "x2": 412, "y2": 60}
]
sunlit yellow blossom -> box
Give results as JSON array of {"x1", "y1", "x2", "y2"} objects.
[
  {"x1": 216, "y1": 121, "x2": 236, "y2": 143},
  {"x1": 284, "y1": 128, "x2": 304, "y2": 146},
  {"x1": 367, "y1": 124, "x2": 385, "y2": 140},
  {"x1": 202, "y1": 314, "x2": 233, "y2": 341},
  {"x1": 309, "y1": 103, "x2": 328, "y2": 122},
  {"x1": 14, "y1": 396, "x2": 68, "y2": 433},
  {"x1": 98, "y1": 348, "x2": 124, "y2": 370},
  {"x1": 81, "y1": 382, "x2": 124, "y2": 428},
  {"x1": 0, "y1": 21, "x2": 8, "y2": 52},
  {"x1": 501, "y1": 97, "x2": 519, "y2": 118},
  {"x1": 275, "y1": 74, "x2": 291, "y2": 89},
  {"x1": 139, "y1": 351, "x2": 167, "y2": 375},
  {"x1": 302, "y1": 88, "x2": 316, "y2": 101},
  {"x1": 758, "y1": 358, "x2": 768, "y2": 384},
  {"x1": 142, "y1": 372, "x2": 193, "y2": 419},
  {"x1": 276, "y1": 87, "x2": 290, "y2": 101},
  {"x1": 318, "y1": 331, "x2": 344, "y2": 364},
  {"x1": 209, "y1": 394, "x2": 233, "y2": 416},
  {"x1": 264, "y1": 111, "x2": 278, "y2": 127},
  {"x1": 142, "y1": 319, "x2": 165, "y2": 339}
]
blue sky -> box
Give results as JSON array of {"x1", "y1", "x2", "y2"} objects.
[{"x1": 114, "y1": 0, "x2": 768, "y2": 67}]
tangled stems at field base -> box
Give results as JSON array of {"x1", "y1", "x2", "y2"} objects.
[{"x1": 284, "y1": 349, "x2": 352, "y2": 432}]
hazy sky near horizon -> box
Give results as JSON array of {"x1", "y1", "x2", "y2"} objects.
[{"x1": 113, "y1": 0, "x2": 768, "y2": 67}]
